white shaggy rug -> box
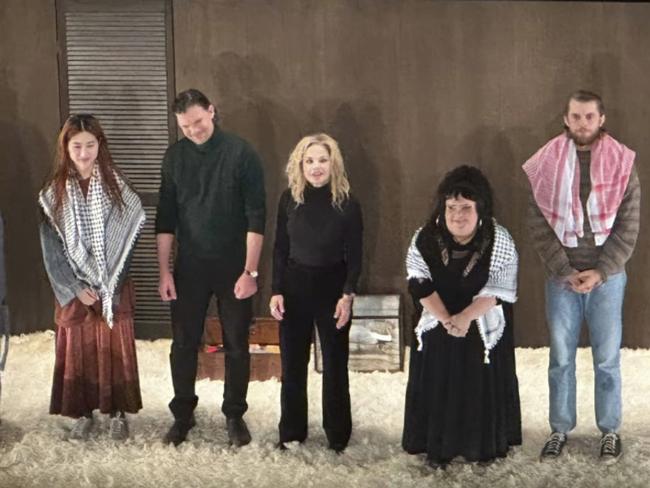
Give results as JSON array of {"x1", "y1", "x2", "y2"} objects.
[{"x1": 1, "y1": 332, "x2": 650, "y2": 488}]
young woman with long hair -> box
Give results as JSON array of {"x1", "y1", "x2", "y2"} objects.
[{"x1": 38, "y1": 114, "x2": 145, "y2": 440}]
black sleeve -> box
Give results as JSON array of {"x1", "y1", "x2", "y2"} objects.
[
  {"x1": 405, "y1": 229, "x2": 436, "y2": 300},
  {"x1": 407, "y1": 277, "x2": 436, "y2": 300},
  {"x1": 241, "y1": 144, "x2": 266, "y2": 235},
  {"x1": 271, "y1": 191, "x2": 291, "y2": 295},
  {"x1": 342, "y1": 195, "x2": 363, "y2": 294},
  {"x1": 155, "y1": 148, "x2": 177, "y2": 234}
]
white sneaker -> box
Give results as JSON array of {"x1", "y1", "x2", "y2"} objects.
[
  {"x1": 69, "y1": 416, "x2": 93, "y2": 440},
  {"x1": 109, "y1": 415, "x2": 129, "y2": 441}
]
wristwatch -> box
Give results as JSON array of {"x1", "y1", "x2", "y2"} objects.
[{"x1": 244, "y1": 269, "x2": 259, "y2": 278}]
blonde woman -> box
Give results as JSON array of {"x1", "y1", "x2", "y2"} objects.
[{"x1": 270, "y1": 134, "x2": 363, "y2": 452}]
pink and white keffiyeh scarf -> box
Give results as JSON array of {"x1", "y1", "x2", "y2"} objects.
[{"x1": 523, "y1": 133, "x2": 635, "y2": 247}]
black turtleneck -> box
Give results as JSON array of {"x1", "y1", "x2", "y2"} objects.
[
  {"x1": 155, "y1": 129, "x2": 266, "y2": 260},
  {"x1": 272, "y1": 184, "x2": 363, "y2": 295}
]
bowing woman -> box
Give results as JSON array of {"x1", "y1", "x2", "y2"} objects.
[{"x1": 402, "y1": 165, "x2": 521, "y2": 468}]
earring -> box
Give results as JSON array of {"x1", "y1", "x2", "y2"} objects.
[
  {"x1": 435, "y1": 216, "x2": 440, "y2": 226},
  {"x1": 478, "y1": 219, "x2": 483, "y2": 227}
]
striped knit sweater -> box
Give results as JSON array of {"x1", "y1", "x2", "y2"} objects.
[{"x1": 527, "y1": 150, "x2": 641, "y2": 281}]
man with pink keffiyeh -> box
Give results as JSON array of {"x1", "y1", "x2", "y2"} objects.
[{"x1": 523, "y1": 90, "x2": 640, "y2": 464}]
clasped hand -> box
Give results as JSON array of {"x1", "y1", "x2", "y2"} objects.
[
  {"x1": 442, "y1": 312, "x2": 471, "y2": 338},
  {"x1": 76, "y1": 287, "x2": 99, "y2": 306},
  {"x1": 567, "y1": 269, "x2": 603, "y2": 294}
]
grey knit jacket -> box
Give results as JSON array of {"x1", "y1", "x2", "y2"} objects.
[{"x1": 39, "y1": 218, "x2": 132, "y2": 308}]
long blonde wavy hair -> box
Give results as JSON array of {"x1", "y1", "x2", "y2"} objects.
[{"x1": 286, "y1": 133, "x2": 350, "y2": 208}]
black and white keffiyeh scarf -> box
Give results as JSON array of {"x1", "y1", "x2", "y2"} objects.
[
  {"x1": 406, "y1": 221, "x2": 518, "y2": 364},
  {"x1": 39, "y1": 166, "x2": 145, "y2": 327}
]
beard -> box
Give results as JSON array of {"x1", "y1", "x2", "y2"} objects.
[{"x1": 567, "y1": 127, "x2": 603, "y2": 147}]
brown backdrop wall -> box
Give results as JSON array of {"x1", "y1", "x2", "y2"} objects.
[
  {"x1": 0, "y1": 0, "x2": 61, "y2": 334},
  {"x1": 173, "y1": 0, "x2": 650, "y2": 347},
  {"x1": 2, "y1": 1, "x2": 649, "y2": 347}
]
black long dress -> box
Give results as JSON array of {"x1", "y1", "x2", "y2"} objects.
[{"x1": 402, "y1": 226, "x2": 521, "y2": 464}]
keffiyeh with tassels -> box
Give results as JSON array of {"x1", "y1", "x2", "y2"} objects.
[
  {"x1": 522, "y1": 133, "x2": 635, "y2": 247},
  {"x1": 406, "y1": 221, "x2": 518, "y2": 364},
  {"x1": 39, "y1": 166, "x2": 145, "y2": 328}
]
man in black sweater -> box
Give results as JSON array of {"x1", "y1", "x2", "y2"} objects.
[{"x1": 156, "y1": 89, "x2": 265, "y2": 446}]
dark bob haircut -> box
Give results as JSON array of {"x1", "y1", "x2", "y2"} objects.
[{"x1": 429, "y1": 165, "x2": 494, "y2": 246}]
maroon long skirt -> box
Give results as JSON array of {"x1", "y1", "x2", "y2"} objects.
[{"x1": 50, "y1": 279, "x2": 143, "y2": 418}]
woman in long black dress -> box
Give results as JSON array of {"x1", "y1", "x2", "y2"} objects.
[{"x1": 402, "y1": 165, "x2": 521, "y2": 468}]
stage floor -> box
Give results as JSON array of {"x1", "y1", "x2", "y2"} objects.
[{"x1": 1, "y1": 332, "x2": 649, "y2": 487}]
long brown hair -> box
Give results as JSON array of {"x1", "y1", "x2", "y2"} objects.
[{"x1": 42, "y1": 114, "x2": 125, "y2": 219}]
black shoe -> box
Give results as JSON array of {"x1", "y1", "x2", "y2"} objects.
[
  {"x1": 163, "y1": 416, "x2": 196, "y2": 446},
  {"x1": 328, "y1": 443, "x2": 346, "y2": 454},
  {"x1": 540, "y1": 432, "x2": 567, "y2": 459},
  {"x1": 600, "y1": 433, "x2": 622, "y2": 464},
  {"x1": 275, "y1": 441, "x2": 288, "y2": 451},
  {"x1": 227, "y1": 417, "x2": 251, "y2": 447},
  {"x1": 426, "y1": 459, "x2": 447, "y2": 470},
  {"x1": 477, "y1": 459, "x2": 495, "y2": 468}
]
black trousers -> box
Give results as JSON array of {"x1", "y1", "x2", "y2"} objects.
[
  {"x1": 278, "y1": 262, "x2": 352, "y2": 448},
  {"x1": 169, "y1": 254, "x2": 252, "y2": 421}
]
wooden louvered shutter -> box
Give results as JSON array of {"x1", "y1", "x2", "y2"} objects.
[{"x1": 57, "y1": 0, "x2": 175, "y2": 338}]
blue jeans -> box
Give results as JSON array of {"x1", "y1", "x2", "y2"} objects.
[{"x1": 546, "y1": 272, "x2": 626, "y2": 434}]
